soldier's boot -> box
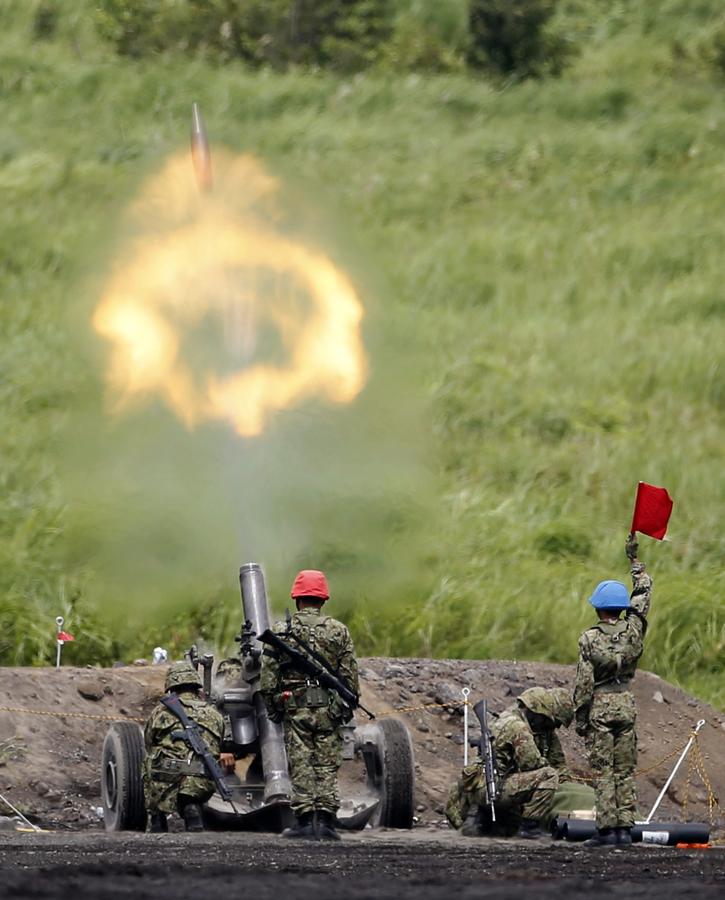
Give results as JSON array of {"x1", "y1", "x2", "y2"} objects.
[
  {"x1": 517, "y1": 818, "x2": 545, "y2": 840},
  {"x1": 616, "y1": 827, "x2": 633, "y2": 846},
  {"x1": 584, "y1": 828, "x2": 618, "y2": 847},
  {"x1": 315, "y1": 811, "x2": 341, "y2": 841},
  {"x1": 148, "y1": 813, "x2": 168, "y2": 834},
  {"x1": 461, "y1": 807, "x2": 485, "y2": 837},
  {"x1": 282, "y1": 811, "x2": 316, "y2": 839},
  {"x1": 181, "y1": 802, "x2": 204, "y2": 833}
]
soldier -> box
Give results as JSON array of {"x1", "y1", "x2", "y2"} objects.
[
  {"x1": 446, "y1": 686, "x2": 574, "y2": 839},
  {"x1": 260, "y1": 569, "x2": 359, "y2": 841},
  {"x1": 573, "y1": 533, "x2": 652, "y2": 847},
  {"x1": 143, "y1": 661, "x2": 234, "y2": 833}
]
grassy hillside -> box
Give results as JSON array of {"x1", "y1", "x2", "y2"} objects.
[{"x1": 0, "y1": 2, "x2": 723, "y2": 707}]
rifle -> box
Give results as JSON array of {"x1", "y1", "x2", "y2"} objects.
[
  {"x1": 161, "y1": 694, "x2": 238, "y2": 812},
  {"x1": 258, "y1": 628, "x2": 375, "y2": 720},
  {"x1": 472, "y1": 699, "x2": 498, "y2": 822}
]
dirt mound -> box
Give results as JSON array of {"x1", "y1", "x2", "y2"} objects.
[{"x1": 0, "y1": 659, "x2": 722, "y2": 832}]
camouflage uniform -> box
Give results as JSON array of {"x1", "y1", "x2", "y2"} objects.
[
  {"x1": 260, "y1": 608, "x2": 359, "y2": 817},
  {"x1": 215, "y1": 656, "x2": 244, "y2": 686},
  {"x1": 573, "y1": 561, "x2": 653, "y2": 829},
  {"x1": 143, "y1": 687, "x2": 226, "y2": 816},
  {"x1": 446, "y1": 687, "x2": 572, "y2": 829}
]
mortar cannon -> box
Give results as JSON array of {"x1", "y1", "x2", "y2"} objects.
[{"x1": 100, "y1": 562, "x2": 415, "y2": 832}]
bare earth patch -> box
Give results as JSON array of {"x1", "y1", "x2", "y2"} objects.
[{"x1": 0, "y1": 658, "x2": 722, "y2": 833}]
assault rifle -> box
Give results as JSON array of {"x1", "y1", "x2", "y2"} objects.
[
  {"x1": 472, "y1": 699, "x2": 498, "y2": 822},
  {"x1": 161, "y1": 694, "x2": 238, "y2": 811},
  {"x1": 258, "y1": 629, "x2": 375, "y2": 720}
]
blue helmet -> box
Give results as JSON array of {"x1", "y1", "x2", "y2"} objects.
[{"x1": 588, "y1": 580, "x2": 630, "y2": 610}]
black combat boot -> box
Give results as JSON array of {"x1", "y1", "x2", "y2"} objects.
[
  {"x1": 315, "y1": 810, "x2": 341, "y2": 841},
  {"x1": 461, "y1": 807, "x2": 485, "y2": 837},
  {"x1": 148, "y1": 812, "x2": 168, "y2": 833},
  {"x1": 181, "y1": 802, "x2": 204, "y2": 833},
  {"x1": 584, "y1": 828, "x2": 618, "y2": 847},
  {"x1": 282, "y1": 811, "x2": 316, "y2": 839},
  {"x1": 616, "y1": 827, "x2": 633, "y2": 846},
  {"x1": 517, "y1": 818, "x2": 544, "y2": 840}
]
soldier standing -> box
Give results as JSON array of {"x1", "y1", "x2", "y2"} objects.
[
  {"x1": 260, "y1": 569, "x2": 359, "y2": 841},
  {"x1": 573, "y1": 533, "x2": 653, "y2": 846},
  {"x1": 143, "y1": 661, "x2": 234, "y2": 833},
  {"x1": 447, "y1": 686, "x2": 573, "y2": 839}
]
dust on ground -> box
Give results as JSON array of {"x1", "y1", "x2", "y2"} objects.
[{"x1": 0, "y1": 657, "x2": 722, "y2": 832}]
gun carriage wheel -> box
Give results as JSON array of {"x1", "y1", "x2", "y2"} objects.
[
  {"x1": 362, "y1": 717, "x2": 415, "y2": 828},
  {"x1": 101, "y1": 721, "x2": 147, "y2": 832}
]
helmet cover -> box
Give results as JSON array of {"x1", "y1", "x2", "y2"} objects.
[
  {"x1": 290, "y1": 569, "x2": 330, "y2": 601},
  {"x1": 588, "y1": 580, "x2": 630, "y2": 610},
  {"x1": 165, "y1": 661, "x2": 202, "y2": 692}
]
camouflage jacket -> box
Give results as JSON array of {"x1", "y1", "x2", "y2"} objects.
[
  {"x1": 144, "y1": 689, "x2": 226, "y2": 770},
  {"x1": 573, "y1": 561, "x2": 653, "y2": 723},
  {"x1": 259, "y1": 608, "x2": 359, "y2": 714},
  {"x1": 492, "y1": 705, "x2": 570, "y2": 779}
]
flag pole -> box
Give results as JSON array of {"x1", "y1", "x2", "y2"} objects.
[{"x1": 55, "y1": 616, "x2": 64, "y2": 669}]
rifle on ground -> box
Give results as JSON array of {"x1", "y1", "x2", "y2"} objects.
[
  {"x1": 161, "y1": 694, "x2": 238, "y2": 811},
  {"x1": 258, "y1": 629, "x2": 375, "y2": 720},
  {"x1": 472, "y1": 699, "x2": 498, "y2": 822}
]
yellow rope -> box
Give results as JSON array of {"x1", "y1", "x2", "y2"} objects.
[
  {"x1": 691, "y1": 734, "x2": 719, "y2": 828},
  {"x1": 0, "y1": 704, "x2": 144, "y2": 724},
  {"x1": 635, "y1": 740, "x2": 690, "y2": 778},
  {"x1": 0, "y1": 702, "x2": 720, "y2": 827}
]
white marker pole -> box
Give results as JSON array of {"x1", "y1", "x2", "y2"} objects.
[
  {"x1": 0, "y1": 791, "x2": 42, "y2": 832},
  {"x1": 462, "y1": 687, "x2": 471, "y2": 766},
  {"x1": 644, "y1": 719, "x2": 706, "y2": 823},
  {"x1": 55, "y1": 616, "x2": 64, "y2": 669}
]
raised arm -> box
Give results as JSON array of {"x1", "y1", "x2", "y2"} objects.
[{"x1": 626, "y1": 532, "x2": 653, "y2": 621}]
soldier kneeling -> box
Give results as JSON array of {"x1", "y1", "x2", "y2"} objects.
[
  {"x1": 447, "y1": 687, "x2": 573, "y2": 840},
  {"x1": 143, "y1": 662, "x2": 234, "y2": 833}
]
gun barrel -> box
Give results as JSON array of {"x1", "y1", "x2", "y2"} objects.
[
  {"x1": 239, "y1": 563, "x2": 272, "y2": 651},
  {"x1": 238, "y1": 562, "x2": 292, "y2": 803}
]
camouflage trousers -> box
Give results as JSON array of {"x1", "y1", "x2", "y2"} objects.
[
  {"x1": 586, "y1": 691, "x2": 637, "y2": 829},
  {"x1": 445, "y1": 762, "x2": 488, "y2": 829},
  {"x1": 284, "y1": 707, "x2": 343, "y2": 816},
  {"x1": 446, "y1": 763, "x2": 559, "y2": 829},
  {"x1": 143, "y1": 766, "x2": 215, "y2": 815}
]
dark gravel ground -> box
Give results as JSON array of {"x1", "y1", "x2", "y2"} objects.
[{"x1": 0, "y1": 830, "x2": 723, "y2": 900}]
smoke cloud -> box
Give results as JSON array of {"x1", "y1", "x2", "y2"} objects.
[{"x1": 61, "y1": 149, "x2": 437, "y2": 652}]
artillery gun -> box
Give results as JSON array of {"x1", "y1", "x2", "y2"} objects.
[{"x1": 101, "y1": 563, "x2": 415, "y2": 832}]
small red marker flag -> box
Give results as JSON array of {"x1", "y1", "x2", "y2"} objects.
[
  {"x1": 57, "y1": 631, "x2": 75, "y2": 643},
  {"x1": 631, "y1": 482, "x2": 674, "y2": 540}
]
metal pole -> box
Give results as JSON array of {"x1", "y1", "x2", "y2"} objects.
[
  {"x1": 0, "y1": 791, "x2": 42, "y2": 832},
  {"x1": 55, "y1": 616, "x2": 64, "y2": 669},
  {"x1": 462, "y1": 687, "x2": 471, "y2": 766},
  {"x1": 644, "y1": 719, "x2": 706, "y2": 824}
]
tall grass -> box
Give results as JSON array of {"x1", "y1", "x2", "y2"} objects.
[{"x1": 0, "y1": 1, "x2": 723, "y2": 708}]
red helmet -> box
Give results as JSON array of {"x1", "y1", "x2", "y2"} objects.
[{"x1": 291, "y1": 569, "x2": 330, "y2": 601}]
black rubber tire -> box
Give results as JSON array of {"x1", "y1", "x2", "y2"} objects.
[
  {"x1": 367, "y1": 718, "x2": 415, "y2": 828},
  {"x1": 101, "y1": 721, "x2": 147, "y2": 832}
]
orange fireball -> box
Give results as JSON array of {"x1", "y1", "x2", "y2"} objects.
[{"x1": 93, "y1": 152, "x2": 367, "y2": 437}]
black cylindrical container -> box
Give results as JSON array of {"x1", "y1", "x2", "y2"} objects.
[{"x1": 553, "y1": 818, "x2": 710, "y2": 845}]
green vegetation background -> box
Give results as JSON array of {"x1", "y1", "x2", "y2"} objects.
[{"x1": 1, "y1": 2, "x2": 723, "y2": 708}]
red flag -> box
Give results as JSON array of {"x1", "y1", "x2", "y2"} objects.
[
  {"x1": 56, "y1": 631, "x2": 75, "y2": 642},
  {"x1": 631, "y1": 482, "x2": 674, "y2": 540}
]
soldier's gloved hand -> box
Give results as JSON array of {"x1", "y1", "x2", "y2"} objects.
[
  {"x1": 575, "y1": 716, "x2": 590, "y2": 738},
  {"x1": 219, "y1": 752, "x2": 235, "y2": 773},
  {"x1": 625, "y1": 532, "x2": 639, "y2": 561}
]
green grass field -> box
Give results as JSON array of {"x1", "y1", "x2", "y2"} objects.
[{"x1": 0, "y1": 2, "x2": 723, "y2": 708}]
